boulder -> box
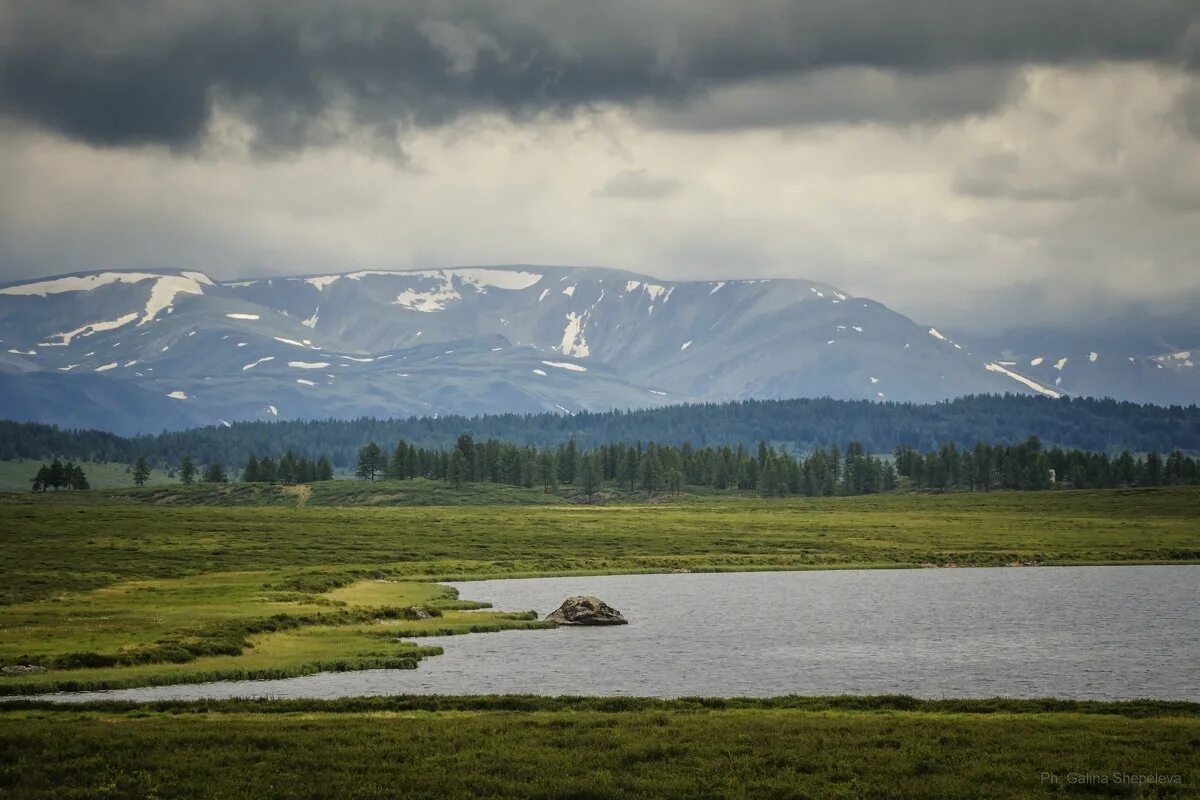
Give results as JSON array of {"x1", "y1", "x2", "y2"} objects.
[{"x1": 545, "y1": 596, "x2": 628, "y2": 626}]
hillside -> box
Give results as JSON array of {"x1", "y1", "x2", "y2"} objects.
[{"x1": 3, "y1": 267, "x2": 1196, "y2": 434}]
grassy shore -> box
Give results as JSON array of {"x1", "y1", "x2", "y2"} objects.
[
  {"x1": 1, "y1": 486, "x2": 1197, "y2": 694},
  {"x1": 1, "y1": 696, "x2": 1196, "y2": 799}
]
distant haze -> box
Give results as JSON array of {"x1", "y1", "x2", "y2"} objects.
[{"x1": 1, "y1": 2, "x2": 1198, "y2": 332}]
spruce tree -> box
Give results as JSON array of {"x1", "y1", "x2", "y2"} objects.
[
  {"x1": 448, "y1": 449, "x2": 468, "y2": 489},
  {"x1": 202, "y1": 463, "x2": 227, "y2": 483},
  {"x1": 179, "y1": 455, "x2": 196, "y2": 485},
  {"x1": 316, "y1": 455, "x2": 334, "y2": 481},
  {"x1": 242, "y1": 454, "x2": 260, "y2": 483},
  {"x1": 580, "y1": 454, "x2": 600, "y2": 495},
  {"x1": 132, "y1": 456, "x2": 151, "y2": 487},
  {"x1": 355, "y1": 442, "x2": 384, "y2": 481}
]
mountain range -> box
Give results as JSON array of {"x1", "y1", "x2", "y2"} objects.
[{"x1": 0, "y1": 266, "x2": 1195, "y2": 434}]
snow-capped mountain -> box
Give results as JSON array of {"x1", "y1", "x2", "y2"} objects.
[{"x1": 0, "y1": 266, "x2": 1194, "y2": 434}]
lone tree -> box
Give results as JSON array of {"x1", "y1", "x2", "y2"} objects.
[
  {"x1": 132, "y1": 456, "x2": 151, "y2": 487},
  {"x1": 179, "y1": 455, "x2": 196, "y2": 485},
  {"x1": 355, "y1": 442, "x2": 385, "y2": 481}
]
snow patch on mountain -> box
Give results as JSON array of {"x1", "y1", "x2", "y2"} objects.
[
  {"x1": 542, "y1": 360, "x2": 587, "y2": 372},
  {"x1": 48, "y1": 312, "x2": 139, "y2": 345},
  {"x1": 140, "y1": 274, "x2": 209, "y2": 323},
  {"x1": 985, "y1": 361, "x2": 1062, "y2": 398},
  {"x1": 559, "y1": 312, "x2": 590, "y2": 358}
]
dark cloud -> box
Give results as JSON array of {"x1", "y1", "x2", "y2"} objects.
[
  {"x1": 1, "y1": 0, "x2": 1196, "y2": 149},
  {"x1": 647, "y1": 67, "x2": 1019, "y2": 130}
]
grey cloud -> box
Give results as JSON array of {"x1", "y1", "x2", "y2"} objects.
[
  {"x1": 593, "y1": 169, "x2": 681, "y2": 199},
  {"x1": 953, "y1": 154, "x2": 1126, "y2": 203},
  {"x1": 1, "y1": 0, "x2": 1197, "y2": 150},
  {"x1": 647, "y1": 67, "x2": 1019, "y2": 130}
]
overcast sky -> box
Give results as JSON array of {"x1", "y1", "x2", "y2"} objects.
[{"x1": 1, "y1": 1, "x2": 1198, "y2": 331}]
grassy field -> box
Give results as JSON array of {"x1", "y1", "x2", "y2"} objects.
[
  {"x1": 0, "y1": 459, "x2": 180, "y2": 491},
  {"x1": 1, "y1": 486, "x2": 1198, "y2": 694},
  {"x1": 2, "y1": 488, "x2": 1197, "y2": 797},
  {"x1": 1, "y1": 696, "x2": 1196, "y2": 799}
]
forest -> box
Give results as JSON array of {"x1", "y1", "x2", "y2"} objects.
[
  {"x1": 2, "y1": 394, "x2": 1199, "y2": 470},
  {"x1": 220, "y1": 434, "x2": 1198, "y2": 496}
]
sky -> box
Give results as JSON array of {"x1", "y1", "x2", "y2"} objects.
[{"x1": 0, "y1": 1, "x2": 1198, "y2": 332}]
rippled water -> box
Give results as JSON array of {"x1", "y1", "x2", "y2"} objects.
[{"x1": 36, "y1": 565, "x2": 1200, "y2": 702}]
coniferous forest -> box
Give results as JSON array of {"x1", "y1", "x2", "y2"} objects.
[
  {"x1": 220, "y1": 434, "x2": 1199, "y2": 497},
  {"x1": 2, "y1": 394, "x2": 1198, "y2": 472}
]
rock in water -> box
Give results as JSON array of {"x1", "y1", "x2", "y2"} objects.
[{"x1": 545, "y1": 596, "x2": 628, "y2": 626}]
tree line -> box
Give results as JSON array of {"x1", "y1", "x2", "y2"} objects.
[
  {"x1": 337, "y1": 434, "x2": 1200, "y2": 496},
  {"x1": 3, "y1": 394, "x2": 1198, "y2": 470}
]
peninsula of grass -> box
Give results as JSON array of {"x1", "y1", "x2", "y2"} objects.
[
  {"x1": 1, "y1": 696, "x2": 1196, "y2": 799},
  {"x1": 1, "y1": 487, "x2": 1197, "y2": 695}
]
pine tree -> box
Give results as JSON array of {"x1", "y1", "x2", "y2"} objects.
[
  {"x1": 179, "y1": 455, "x2": 196, "y2": 485},
  {"x1": 580, "y1": 454, "x2": 600, "y2": 495},
  {"x1": 316, "y1": 455, "x2": 334, "y2": 481},
  {"x1": 242, "y1": 454, "x2": 260, "y2": 483},
  {"x1": 202, "y1": 462, "x2": 227, "y2": 483},
  {"x1": 356, "y1": 442, "x2": 384, "y2": 481},
  {"x1": 448, "y1": 449, "x2": 468, "y2": 489},
  {"x1": 667, "y1": 467, "x2": 683, "y2": 497},
  {"x1": 69, "y1": 464, "x2": 89, "y2": 490},
  {"x1": 539, "y1": 451, "x2": 559, "y2": 494},
  {"x1": 132, "y1": 456, "x2": 151, "y2": 487},
  {"x1": 31, "y1": 465, "x2": 49, "y2": 492},
  {"x1": 278, "y1": 450, "x2": 298, "y2": 484}
]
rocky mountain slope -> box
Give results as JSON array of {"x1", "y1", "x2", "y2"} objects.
[{"x1": 0, "y1": 266, "x2": 1194, "y2": 434}]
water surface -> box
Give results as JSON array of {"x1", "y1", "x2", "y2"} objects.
[{"x1": 39, "y1": 565, "x2": 1200, "y2": 702}]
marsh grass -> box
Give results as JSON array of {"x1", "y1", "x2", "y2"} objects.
[{"x1": 0, "y1": 697, "x2": 1196, "y2": 799}]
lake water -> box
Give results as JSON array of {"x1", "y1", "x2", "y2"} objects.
[{"x1": 33, "y1": 565, "x2": 1200, "y2": 702}]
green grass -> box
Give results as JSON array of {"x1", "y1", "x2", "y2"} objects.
[
  {"x1": 1, "y1": 487, "x2": 1197, "y2": 694},
  {"x1": 1, "y1": 489, "x2": 1197, "y2": 796},
  {"x1": 1, "y1": 697, "x2": 1196, "y2": 799},
  {"x1": 0, "y1": 459, "x2": 178, "y2": 492}
]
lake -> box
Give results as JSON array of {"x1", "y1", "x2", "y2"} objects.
[{"x1": 34, "y1": 565, "x2": 1200, "y2": 702}]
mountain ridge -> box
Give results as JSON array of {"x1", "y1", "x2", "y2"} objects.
[{"x1": 1, "y1": 265, "x2": 1194, "y2": 434}]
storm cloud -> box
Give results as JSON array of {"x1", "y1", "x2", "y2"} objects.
[
  {"x1": 0, "y1": 2, "x2": 1198, "y2": 336},
  {"x1": 1, "y1": 1, "x2": 1198, "y2": 149}
]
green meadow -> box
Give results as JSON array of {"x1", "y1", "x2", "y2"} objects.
[
  {"x1": 2, "y1": 697, "x2": 1197, "y2": 799},
  {"x1": 1, "y1": 486, "x2": 1197, "y2": 798},
  {"x1": 1, "y1": 486, "x2": 1198, "y2": 694}
]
